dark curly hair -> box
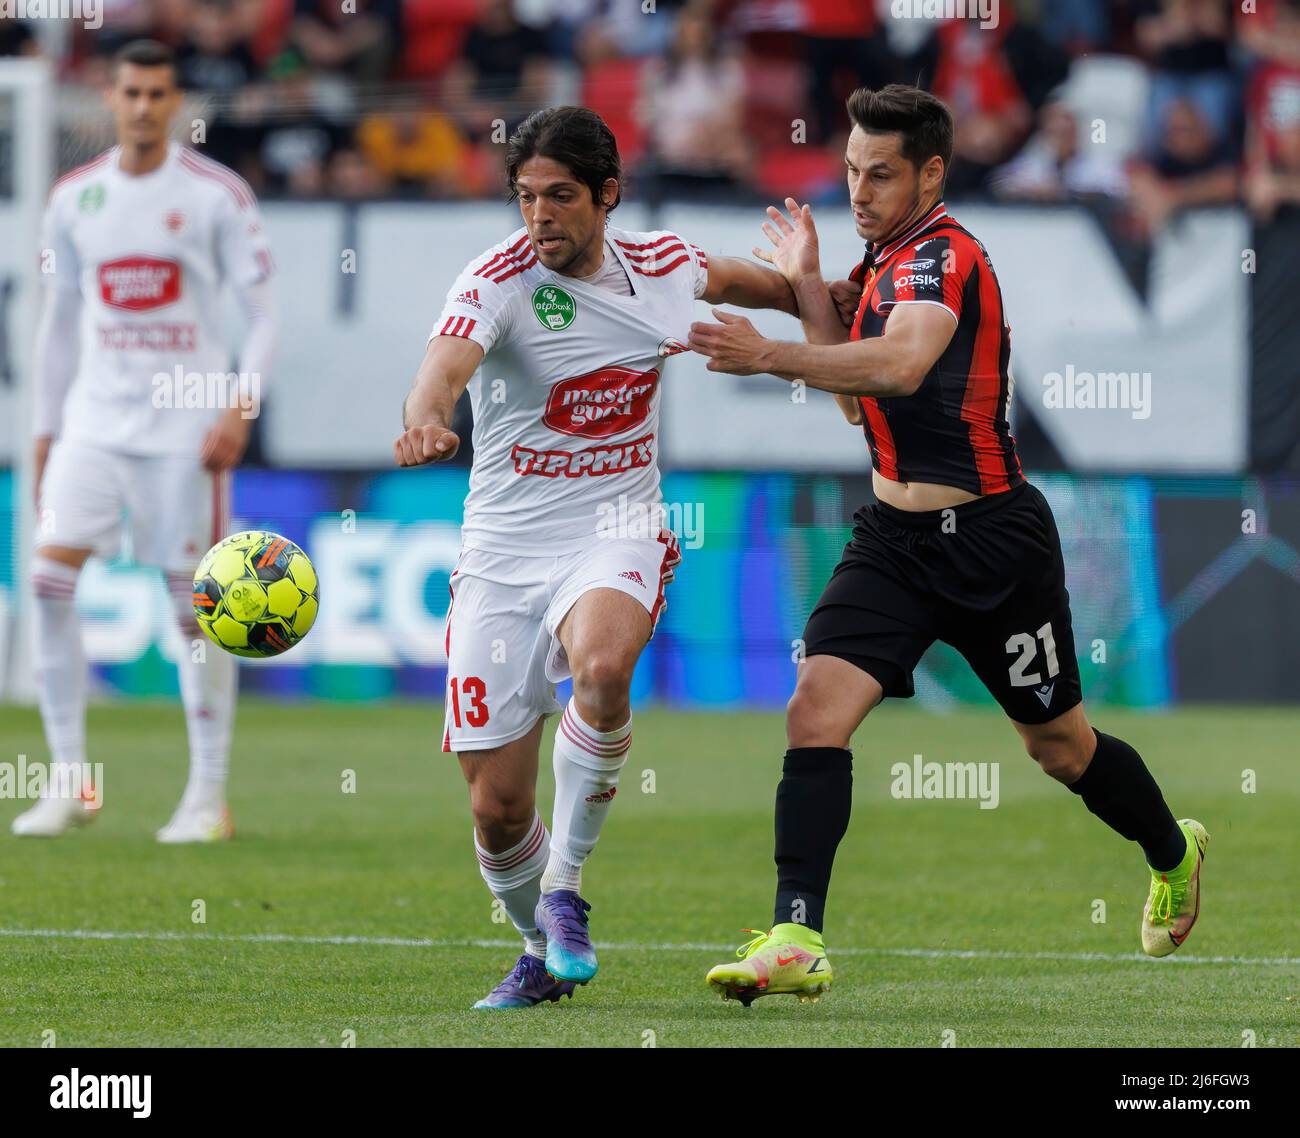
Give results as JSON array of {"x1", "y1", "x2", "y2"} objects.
[{"x1": 505, "y1": 106, "x2": 622, "y2": 213}]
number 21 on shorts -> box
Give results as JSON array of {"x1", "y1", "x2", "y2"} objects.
[
  {"x1": 1005, "y1": 621, "x2": 1059, "y2": 687},
  {"x1": 449, "y1": 676, "x2": 490, "y2": 727}
]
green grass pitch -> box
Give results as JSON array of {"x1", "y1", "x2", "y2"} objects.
[{"x1": 0, "y1": 699, "x2": 1296, "y2": 1048}]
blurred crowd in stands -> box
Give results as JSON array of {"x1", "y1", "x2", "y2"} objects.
[{"x1": 3, "y1": 0, "x2": 1300, "y2": 238}]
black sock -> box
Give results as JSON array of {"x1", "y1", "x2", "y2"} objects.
[
  {"x1": 1068, "y1": 730, "x2": 1185, "y2": 871},
  {"x1": 772, "y1": 747, "x2": 853, "y2": 934}
]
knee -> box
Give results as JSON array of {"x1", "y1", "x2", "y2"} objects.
[
  {"x1": 30, "y1": 558, "x2": 82, "y2": 599},
  {"x1": 571, "y1": 651, "x2": 634, "y2": 707},
  {"x1": 469, "y1": 788, "x2": 536, "y2": 851},
  {"x1": 169, "y1": 593, "x2": 201, "y2": 639},
  {"x1": 1024, "y1": 725, "x2": 1093, "y2": 782},
  {"x1": 786, "y1": 683, "x2": 849, "y2": 749}
]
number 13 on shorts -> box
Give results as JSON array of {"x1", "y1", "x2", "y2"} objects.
[{"x1": 448, "y1": 676, "x2": 490, "y2": 728}]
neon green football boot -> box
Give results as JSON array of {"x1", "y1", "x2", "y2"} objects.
[
  {"x1": 1142, "y1": 818, "x2": 1209, "y2": 957},
  {"x1": 706, "y1": 923, "x2": 832, "y2": 1006}
]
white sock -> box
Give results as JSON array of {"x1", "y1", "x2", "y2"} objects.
[
  {"x1": 476, "y1": 812, "x2": 550, "y2": 958},
  {"x1": 168, "y1": 572, "x2": 237, "y2": 809},
  {"x1": 30, "y1": 557, "x2": 88, "y2": 798},
  {"x1": 541, "y1": 699, "x2": 631, "y2": 895}
]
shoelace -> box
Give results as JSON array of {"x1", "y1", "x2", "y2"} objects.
[
  {"x1": 735, "y1": 929, "x2": 770, "y2": 959},
  {"x1": 491, "y1": 957, "x2": 531, "y2": 994},
  {"x1": 548, "y1": 895, "x2": 591, "y2": 937},
  {"x1": 1149, "y1": 874, "x2": 1187, "y2": 926},
  {"x1": 1150, "y1": 878, "x2": 1172, "y2": 924}
]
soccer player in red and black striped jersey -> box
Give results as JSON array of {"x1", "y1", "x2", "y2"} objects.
[{"x1": 690, "y1": 86, "x2": 1209, "y2": 1004}]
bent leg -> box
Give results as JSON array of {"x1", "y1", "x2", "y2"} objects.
[{"x1": 1016, "y1": 704, "x2": 1185, "y2": 872}]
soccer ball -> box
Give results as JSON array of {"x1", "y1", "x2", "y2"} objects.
[{"x1": 193, "y1": 531, "x2": 319, "y2": 658}]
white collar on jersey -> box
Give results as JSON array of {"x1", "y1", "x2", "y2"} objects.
[
  {"x1": 870, "y1": 201, "x2": 949, "y2": 265},
  {"x1": 108, "y1": 139, "x2": 179, "y2": 181}
]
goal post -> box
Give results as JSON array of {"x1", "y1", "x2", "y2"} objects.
[{"x1": 0, "y1": 57, "x2": 54, "y2": 701}]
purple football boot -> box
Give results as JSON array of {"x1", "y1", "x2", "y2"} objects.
[
  {"x1": 473, "y1": 953, "x2": 576, "y2": 1010},
  {"x1": 535, "y1": 891, "x2": 598, "y2": 983}
]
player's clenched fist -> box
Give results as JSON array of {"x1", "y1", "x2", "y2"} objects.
[{"x1": 394, "y1": 425, "x2": 460, "y2": 466}]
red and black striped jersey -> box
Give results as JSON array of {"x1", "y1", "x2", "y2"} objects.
[{"x1": 848, "y1": 202, "x2": 1023, "y2": 496}]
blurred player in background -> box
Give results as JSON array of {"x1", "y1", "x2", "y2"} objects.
[
  {"x1": 691, "y1": 85, "x2": 1208, "y2": 1004},
  {"x1": 395, "y1": 106, "x2": 815, "y2": 1009},
  {"x1": 13, "y1": 40, "x2": 277, "y2": 842}
]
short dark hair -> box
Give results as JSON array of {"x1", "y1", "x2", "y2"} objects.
[
  {"x1": 111, "y1": 39, "x2": 178, "y2": 82},
  {"x1": 505, "y1": 107, "x2": 622, "y2": 213},
  {"x1": 845, "y1": 85, "x2": 953, "y2": 182}
]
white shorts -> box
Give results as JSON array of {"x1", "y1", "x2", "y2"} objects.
[
  {"x1": 36, "y1": 439, "x2": 230, "y2": 572},
  {"x1": 442, "y1": 531, "x2": 681, "y2": 753}
]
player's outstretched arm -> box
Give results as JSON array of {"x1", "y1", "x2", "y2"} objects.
[
  {"x1": 689, "y1": 301, "x2": 956, "y2": 398},
  {"x1": 700, "y1": 255, "x2": 799, "y2": 315},
  {"x1": 395, "y1": 334, "x2": 482, "y2": 466}
]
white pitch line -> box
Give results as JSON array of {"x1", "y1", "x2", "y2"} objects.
[{"x1": 0, "y1": 927, "x2": 1295, "y2": 967}]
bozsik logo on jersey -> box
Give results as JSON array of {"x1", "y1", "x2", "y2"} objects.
[
  {"x1": 544, "y1": 366, "x2": 659, "y2": 439},
  {"x1": 98, "y1": 256, "x2": 181, "y2": 311}
]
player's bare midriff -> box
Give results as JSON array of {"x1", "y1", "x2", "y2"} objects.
[{"x1": 872, "y1": 469, "x2": 980, "y2": 512}]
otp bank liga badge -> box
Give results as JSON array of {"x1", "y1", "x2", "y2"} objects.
[
  {"x1": 79, "y1": 184, "x2": 105, "y2": 214},
  {"x1": 532, "y1": 285, "x2": 576, "y2": 331}
]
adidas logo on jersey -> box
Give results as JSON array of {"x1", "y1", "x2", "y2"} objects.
[
  {"x1": 618, "y1": 570, "x2": 646, "y2": 588},
  {"x1": 455, "y1": 288, "x2": 483, "y2": 309}
]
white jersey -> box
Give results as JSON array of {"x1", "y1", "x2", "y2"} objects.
[
  {"x1": 432, "y1": 225, "x2": 709, "y2": 555},
  {"x1": 40, "y1": 142, "x2": 274, "y2": 455}
]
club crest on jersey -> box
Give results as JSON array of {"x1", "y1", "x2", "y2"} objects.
[
  {"x1": 163, "y1": 209, "x2": 186, "y2": 233},
  {"x1": 98, "y1": 256, "x2": 182, "y2": 311},
  {"x1": 532, "y1": 285, "x2": 576, "y2": 331},
  {"x1": 544, "y1": 365, "x2": 658, "y2": 438},
  {"x1": 79, "y1": 184, "x2": 105, "y2": 214},
  {"x1": 657, "y1": 337, "x2": 687, "y2": 357}
]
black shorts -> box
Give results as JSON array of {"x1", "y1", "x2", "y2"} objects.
[{"x1": 802, "y1": 481, "x2": 1083, "y2": 725}]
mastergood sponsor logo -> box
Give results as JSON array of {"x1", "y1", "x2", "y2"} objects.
[
  {"x1": 544, "y1": 366, "x2": 658, "y2": 439},
  {"x1": 98, "y1": 256, "x2": 181, "y2": 311}
]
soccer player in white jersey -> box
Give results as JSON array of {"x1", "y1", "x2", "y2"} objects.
[
  {"x1": 12, "y1": 40, "x2": 277, "y2": 842},
  {"x1": 394, "y1": 106, "x2": 820, "y2": 1008}
]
